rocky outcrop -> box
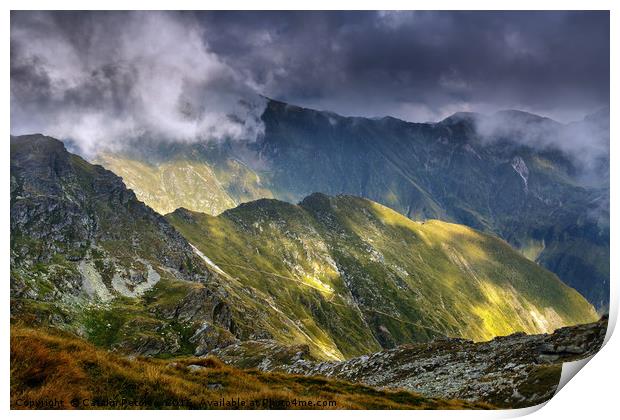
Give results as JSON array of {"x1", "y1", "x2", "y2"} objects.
[
  {"x1": 214, "y1": 317, "x2": 607, "y2": 408},
  {"x1": 287, "y1": 318, "x2": 606, "y2": 408},
  {"x1": 10, "y1": 134, "x2": 210, "y2": 289},
  {"x1": 209, "y1": 340, "x2": 312, "y2": 370},
  {"x1": 10, "y1": 134, "x2": 242, "y2": 356}
]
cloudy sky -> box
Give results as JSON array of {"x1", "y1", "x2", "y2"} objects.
[{"x1": 10, "y1": 11, "x2": 609, "y2": 150}]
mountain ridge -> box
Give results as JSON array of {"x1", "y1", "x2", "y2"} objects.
[
  {"x1": 91, "y1": 99, "x2": 608, "y2": 310},
  {"x1": 167, "y1": 192, "x2": 597, "y2": 359},
  {"x1": 10, "y1": 134, "x2": 241, "y2": 356},
  {"x1": 10, "y1": 133, "x2": 599, "y2": 368}
]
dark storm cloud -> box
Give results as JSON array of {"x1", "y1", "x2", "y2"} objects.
[
  {"x1": 10, "y1": 11, "x2": 267, "y2": 155},
  {"x1": 195, "y1": 11, "x2": 609, "y2": 122},
  {"x1": 10, "y1": 10, "x2": 609, "y2": 154}
]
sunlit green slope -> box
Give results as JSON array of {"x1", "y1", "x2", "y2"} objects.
[
  {"x1": 93, "y1": 101, "x2": 609, "y2": 310},
  {"x1": 167, "y1": 193, "x2": 597, "y2": 360},
  {"x1": 95, "y1": 151, "x2": 272, "y2": 215}
]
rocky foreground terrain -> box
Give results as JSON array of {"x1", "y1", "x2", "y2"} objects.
[
  {"x1": 210, "y1": 317, "x2": 607, "y2": 408},
  {"x1": 11, "y1": 325, "x2": 492, "y2": 410}
]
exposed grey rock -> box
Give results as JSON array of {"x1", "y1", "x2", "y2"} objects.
[
  {"x1": 215, "y1": 318, "x2": 607, "y2": 409},
  {"x1": 10, "y1": 134, "x2": 246, "y2": 356},
  {"x1": 191, "y1": 322, "x2": 238, "y2": 356},
  {"x1": 10, "y1": 135, "x2": 213, "y2": 298},
  {"x1": 208, "y1": 340, "x2": 312, "y2": 370}
]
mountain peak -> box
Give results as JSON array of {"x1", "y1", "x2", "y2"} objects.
[
  {"x1": 492, "y1": 109, "x2": 559, "y2": 126},
  {"x1": 439, "y1": 112, "x2": 482, "y2": 125},
  {"x1": 299, "y1": 191, "x2": 331, "y2": 206},
  {"x1": 11, "y1": 133, "x2": 67, "y2": 152}
]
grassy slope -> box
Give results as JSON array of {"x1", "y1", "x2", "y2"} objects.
[
  {"x1": 10, "y1": 325, "x2": 491, "y2": 410},
  {"x1": 95, "y1": 152, "x2": 273, "y2": 216},
  {"x1": 168, "y1": 201, "x2": 381, "y2": 360},
  {"x1": 167, "y1": 194, "x2": 597, "y2": 360}
]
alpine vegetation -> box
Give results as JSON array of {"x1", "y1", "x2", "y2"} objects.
[{"x1": 10, "y1": 10, "x2": 609, "y2": 410}]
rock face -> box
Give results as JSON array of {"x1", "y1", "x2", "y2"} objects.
[
  {"x1": 168, "y1": 193, "x2": 597, "y2": 360},
  {"x1": 10, "y1": 134, "x2": 209, "y2": 286},
  {"x1": 217, "y1": 317, "x2": 608, "y2": 409},
  {"x1": 10, "y1": 134, "x2": 238, "y2": 355},
  {"x1": 209, "y1": 340, "x2": 312, "y2": 371},
  {"x1": 95, "y1": 101, "x2": 609, "y2": 310}
]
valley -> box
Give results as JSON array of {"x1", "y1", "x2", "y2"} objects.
[{"x1": 9, "y1": 10, "x2": 610, "y2": 411}]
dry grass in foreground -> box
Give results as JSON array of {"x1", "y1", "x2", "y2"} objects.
[{"x1": 10, "y1": 325, "x2": 493, "y2": 410}]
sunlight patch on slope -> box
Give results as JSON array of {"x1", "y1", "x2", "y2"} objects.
[
  {"x1": 470, "y1": 281, "x2": 568, "y2": 340},
  {"x1": 519, "y1": 238, "x2": 546, "y2": 262}
]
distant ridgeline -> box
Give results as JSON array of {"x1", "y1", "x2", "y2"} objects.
[
  {"x1": 94, "y1": 100, "x2": 609, "y2": 311},
  {"x1": 11, "y1": 134, "x2": 597, "y2": 361}
]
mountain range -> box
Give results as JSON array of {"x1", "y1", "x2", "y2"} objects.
[
  {"x1": 168, "y1": 194, "x2": 596, "y2": 359},
  {"x1": 9, "y1": 98, "x2": 608, "y2": 408},
  {"x1": 94, "y1": 99, "x2": 609, "y2": 310},
  {"x1": 11, "y1": 134, "x2": 597, "y2": 363}
]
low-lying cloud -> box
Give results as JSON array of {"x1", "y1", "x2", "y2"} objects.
[
  {"x1": 471, "y1": 108, "x2": 609, "y2": 185},
  {"x1": 11, "y1": 11, "x2": 266, "y2": 156}
]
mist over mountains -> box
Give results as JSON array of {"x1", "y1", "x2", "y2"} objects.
[
  {"x1": 86, "y1": 99, "x2": 609, "y2": 312},
  {"x1": 9, "y1": 11, "x2": 610, "y2": 409}
]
